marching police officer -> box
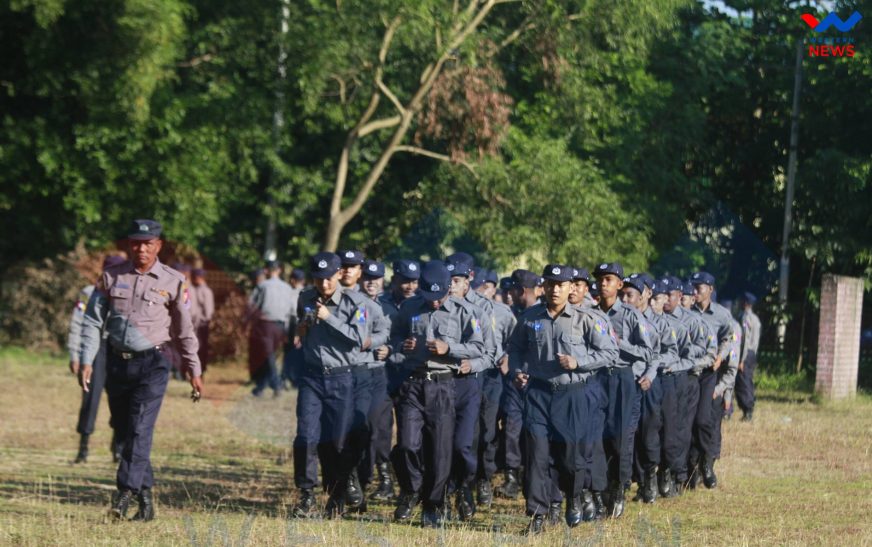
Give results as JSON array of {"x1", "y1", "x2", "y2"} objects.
[
  {"x1": 69, "y1": 254, "x2": 127, "y2": 464},
  {"x1": 444, "y1": 253, "x2": 498, "y2": 521},
  {"x1": 508, "y1": 264, "x2": 618, "y2": 534},
  {"x1": 593, "y1": 262, "x2": 654, "y2": 518},
  {"x1": 292, "y1": 252, "x2": 368, "y2": 518},
  {"x1": 79, "y1": 219, "x2": 204, "y2": 522},
  {"x1": 389, "y1": 261, "x2": 484, "y2": 527},
  {"x1": 688, "y1": 272, "x2": 734, "y2": 489},
  {"x1": 736, "y1": 292, "x2": 761, "y2": 421},
  {"x1": 336, "y1": 250, "x2": 389, "y2": 512},
  {"x1": 248, "y1": 260, "x2": 295, "y2": 397}
]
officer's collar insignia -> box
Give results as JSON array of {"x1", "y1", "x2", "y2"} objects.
[
  {"x1": 318, "y1": 260, "x2": 327, "y2": 268},
  {"x1": 409, "y1": 264, "x2": 417, "y2": 271},
  {"x1": 551, "y1": 267, "x2": 561, "y2": 275},
  {"x1": 430, "y1": 283, "x2": 440, "y2": 292},
  {"x1": 446, "y1": 264, "x2": 455, "y2": 272}
]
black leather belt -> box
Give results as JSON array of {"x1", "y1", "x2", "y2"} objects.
[
  {"x1": 354, "y1": 366, "x2": 386, "y2": 378},
  {"x1": 529, "y1": 377, "x2": 587, "y2": 392},
  {"x1": 305, "y1": 365, "x2": 352, "y2": 376},
  {"x1": 410, "y1": 369, "x2": 454, "y2": 382},
  {"x1": 600, "y1": 365, "x2": 630, "y2": 376},
  {"x1": 110, "y1": 343, "x2": 166, "y2": 360}
]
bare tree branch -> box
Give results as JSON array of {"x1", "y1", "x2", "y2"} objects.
[
  {"x1": 377, "y1": 79, "x2": 405, "y2": 115},
  {"x1": 395, "y1": 145, "x2": 477, "y2": 175},
  {"x1": 359, "y1": 115, "x2": 402, "y2": 137}
]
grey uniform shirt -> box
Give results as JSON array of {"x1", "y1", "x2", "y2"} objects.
[
  {"x1": 346, "y1": 286, "x2": 391, "y2": 369},
  {"x1": 715, "y1": 318, "x2": 741, "y2": 398},
  {"x1": 463, "y1": 290, "x2": 497, "y2": 373},
  {"x1": 660, "y1": 308, "x2": 693, "y2": 373},
  {"x1": 507, "y1": 303, "x2": 619, "y2": 386},
  {"x1": 249, "y1": 276, "x2": 295, "y2": 329},
  {"x1": 645, "y1": 308, "x2": 682, "y2": 375},
  {"x1": 389, "y1": 295, "x2": 484, "y2": 374},
  {"x1": 597, "y1": 299, "x2": 655, "y2": 378},
  {"x1": 672, "y1": 306, "x2": 717, "y2": 373},
  {"x1": 692, "y1": 301, "x2": 735, "y2": 363},
  {"x1": 740, "y1": 308, "x2": 761, "y2": 362},
  {"x1": 80, "y1": 259, "x2": 201, "y2": 376},
  {"x1": 68, "y1": 285, "x2": 96, "y2": 361},
  {"x1": 189, "y1": 283, "x2": 215, "y2": 328},
  {"x1": 493, "y1": 300, "x2": 517, "y2": 356},
  {"x1": 297, "y1": 287, "x2": 367, "y2": 370}
]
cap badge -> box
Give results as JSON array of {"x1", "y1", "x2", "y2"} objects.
[
  {"x1": 318, "y1": 260, "x2": 327, "y2": 268},
  {"x1": 552, "y1": 267, "x2": 561, "y2": 275},
  {"x1": 140, "y1": 224, "x2": 149, "y2": 231},
  {"x1": 430, "y1": 283, "x2": 440, "y2": 292},
  {"x1": 409, "y1": 264, "x2": 417, "y2": 271}
]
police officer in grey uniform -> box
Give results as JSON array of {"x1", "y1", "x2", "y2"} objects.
[
  {"x1": 444, "y1": 252, "x2": 496, "y2": 521},
  {"x1": 336, "y1": 249, "x2": 390, "y2": 513},
  {"x1": 593, "y1": 262, "x2": 654, "y2": 518},
  {"x1": 389, "y1": 261, "x2": 484, "y2": 527},
  {"x1": 292, "y1": 252, "x2": 369, "y2": 518},
  {"x1": 508, "y1": 264, "x2": 618, "y2": 534},
  {"x1": 79, "y1": 219, "x2": 203, "y2": 522},
  {"x1": 688, "y1": 271, "x2": 734, "y2": 489},
  {"x1": 736, "y1": 292, "x2": 761, "y2": 421},
  {"x1": 248, "y1": 260, "x2": 295, "y2": 396},
  {"x1": 69, "y1": 254, "x2": 127, "y2": 464}
]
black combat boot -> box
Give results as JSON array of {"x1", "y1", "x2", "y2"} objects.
[
  {"x1": 496, "y1": 468, "x2": 520, "y2": 499},
  {"x1": 547, "y1": 501, "x2": 562, "y2": 526},
  {"x1": 110, "y1": 489, "x2": 133, "y2": 520},
  {"x1": 131, "y1": 488, "x2": 155, "y2": 522},
  {"x1": 642, "y1": 468, "x2": 658, "y2": 504},
  {"x1": 456, "y1": 485, "x2": 475, "y2": 521},
  {"x1": 345, "y1": 469, "x2": 364, "y2": 508},
  {"x1": 292, "y1": 488, "x2": 319, "y2": 518},
  {"x1": 74, "y1": 434, "x2": 89, "y2": 464},
  {"x1": 610, "y1": 482, "x2": 626, "y2": 518},
  {"x1": 565, "y1": 495, "x2": 583, "y2": 528},
  {"x1": 393, "y1": 491, "x2": 418, "y2": 522},
  {"x1": 592, "y1": 491, "x2": 607, "y2": 520},
  {"x1": 527, "y1": 514, "x2": 545, "y2": 535},
  {"x1": 581, "y1": 489, "x2": 596, "y2": 522},
  {"x1": 369, "y1": 462, "x2": 395, "y2": 501},
  {"x1": 701, "y1": 456, "x2": 718, "y2": 489},
  {"x1": 476, "y1": 478, "x2": 493, "y2": 507},
  {"x1": 658, "y1": 468, "x2": 674, "y2": 498}
]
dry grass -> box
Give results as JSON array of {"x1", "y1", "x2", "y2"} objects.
[{"x1": 1, "y1": 347, "x2": 870, "y2": 546}]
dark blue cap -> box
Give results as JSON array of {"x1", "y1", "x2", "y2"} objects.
[
  {"x1": 690, "y1": 271, "x2": 716, "y2": 286},
  {"x1": 622, "y1": 276, "x2": 645, "y2": 294},
  {"x1": 419, "y1": 261, "x2": 451, "y2": 301},
  {"x1": 511, "y1": 269, "x2": 538, "y2": 289},
  {"x1": 594, "y1": 262, "x2": 624, "y2": 279},
  {"x1": 682, "y1": 280, "x2": 695, "y2": 296},
  {"x1": 102, "y1": 255, "x2": 127, "y2": 270},
  {"x1": 499, "y1": 277, "x2": 513, "y2": 291},
  {"x1": 265, "y1": 260, "x2": 280, "y2": 270},
  {"x1": 291, "y1": 268, "x2": 306, "y2": 280},
  {"x1": 590, "y1": 281, "x2": 600, "y2": 298},
  {"x1": 310, "y1": 252, "x2": 341, "y2": 279},
  {"x1": 362, "y1": 259, "x2": 385, "y2": 278},
  {"x1": 742, "y1": 291, "x2": 757, "y2": 305},
  {"x1": 445, "y1": 252, "x2": 475, "y2": 277},
  {"x1": 637, "y1": 273, "x2": 655, "y2": 289},
  {"x1": 392, "y1": 259, "x2": 420, "y2": 280},
  {"x1": 192, "y1": 268, "x2": 206, "y2": 278},
  {"x1": 542, "y1": 264, "x2": 572, "y2": 282},
  {"x1": 661, "y1": 276, "x2": 684, "y2": 292},
  {"x1": 339, "y1": 249, "x2": 365, "y2": 266},
  {"x1": 128, "y1": 219, "x2": 162, "y2": 240},
  {"x1": 571, "y1": 267, "x2": 590, "y2": 283},
  {"x1": 470, "y1": 269, "x2": 486, "y2": 289},
  {"x1": 484, "y1": 270, "x2": 499, "y2": 285},
  {"x1": 651, "y1": 279, "x2": 669, "y2": 296}
]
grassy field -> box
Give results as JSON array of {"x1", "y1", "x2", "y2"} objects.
[{"x1": 1, "y1": 347, "x2": 870, "y2": 546}]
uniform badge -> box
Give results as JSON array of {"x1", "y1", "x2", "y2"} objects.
[
  {"x1": 594, "y1": 320, "x2": 605, "y2": 334},
  {"x1": 355, "y1": 306, "x2": 368, "y2": 325},
  {"x1": 471, "y1": 318, "x2": 481, "y2": 332},
  {"x1": 75, "y1": 300, "x2": 86, "y2": 312}
]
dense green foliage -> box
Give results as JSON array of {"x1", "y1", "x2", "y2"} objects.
[{"x1": 1, "y1": 0, "x2": 870, "y2": 296}]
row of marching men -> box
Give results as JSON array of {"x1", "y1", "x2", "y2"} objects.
[{"x1": 285, "y1": 249, "x2": 742, "y2": 533}]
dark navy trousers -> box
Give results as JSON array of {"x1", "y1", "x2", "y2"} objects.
[
  {"x1": 476, "y1": 369, "x2": 503, "y2": 482},
  {"x1": 106, "y1": 346, "x2": 170, "y2": 493},
  {"x1": 522, "y1": 380, "x2": 592, "y2": 516},
  {"x1": 633, "y1": 377, "x2": 663, "y2": 481},
  {"x1": 450, "y1": 374, "x2": 482, "y2": 491},
  {"x1": 392, "y1": 375, "x2": 455, "y2": 510},
  {"x1": 676, "y1": 372, "x2": 700, "y2": 482},
  {"x1": 689, "y1": 368, "x2": 718, "y2": 468},
  {"x1": 598, "y1": 366, "x2": 639, "y2": 487},
  {"x1": 500, "y1": 375, "x2": 525, "y2": 471},
  {"x1": 77, "y1": 342, "x2": 108, "y2": 436},
  {"x1": 357, "y1": 367, "x2": 392, "y2": 486},
  {"x1": 293, "y1": 369, "x2": 354, "y2": 497},
  {"x1": 735, "y1": 350, "x2": 757, "y2": 414},
  {"x1": 658, "y1": 371, "x2": 688, "y2": 477}
]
